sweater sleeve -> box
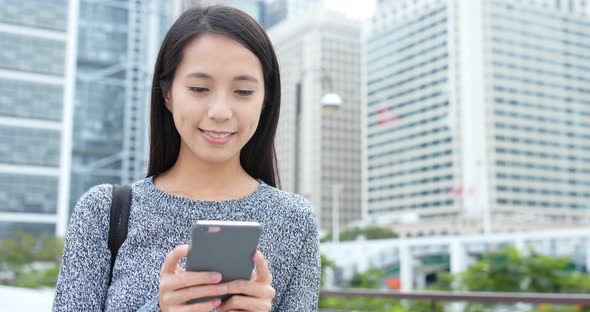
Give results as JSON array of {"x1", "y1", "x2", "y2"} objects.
[
  {"x1": 136, "y1": 296, "x2": 161, "y2": 312},
  {"x1": 52, "y1": 184, "x2": 113, "y2": 311},
  {"x1": 274, "y1": 208, "x2": 321, "y2": 311}
]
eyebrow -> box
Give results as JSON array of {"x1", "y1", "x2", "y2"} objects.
[{"x1": 186, "y1": 72, "x2": 259, "y2": 83}]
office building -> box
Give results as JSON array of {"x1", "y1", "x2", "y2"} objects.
[
  {"x1": 0, "y1": 0, "x2": 77, "y2": 237},
  {"x1": 0, "y1": 0, "x2": 172, "y2": 238},
  {"x1": 71, "y1": 0, "x2": 171, "y2": 211},
  {"x1": 270, "y1": 7, "x2": 363, "y2": 232},
  {"x1": 365, "y1": 0, "x2": 590, "y2": 235},
  {"x1": 173, "y1": 0, "x2": 266, "y2": 24}
]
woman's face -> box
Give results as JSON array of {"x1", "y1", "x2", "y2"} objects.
[{"x1": 165, "y1": 33, "x2": 265, "y2": 165}]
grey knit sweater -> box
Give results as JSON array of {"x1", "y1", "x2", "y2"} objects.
[{"x1": 52, "y1": 177, "x2": 320, "y2": 311}]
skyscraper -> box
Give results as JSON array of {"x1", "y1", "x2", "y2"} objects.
[
  {"x1": 173, "y1": 0, "x2": 266, "y2": 25},
  {"x1": 0, "y1": 0, "x2": 78, "y2": 237},
  {"x1": 365, "y1": 0, "x2": 590, "y2": 235},
  {"x1": 262, "y1": 0, "x2": 318, "y2": 29},
  {"x1": 0, "y1": 0, "x2": 172, "y2": 238},
  {"x1": 269, "y1": 7, "x2": 363, "y2": 232},
  {"x1": 71, "y1": 0, "x2": 172, "y2": 212}
]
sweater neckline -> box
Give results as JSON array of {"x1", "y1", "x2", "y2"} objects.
[{"x1": 144, "y1": 176, "x2": 267, "y2": 205}]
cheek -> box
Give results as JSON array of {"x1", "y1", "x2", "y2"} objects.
[
  {"x1": 171, "y1": 93, "x2": 201, "y2": 130},
  {"x1": 244, "y1": 103, "x2": 264, "y2": 132},
  {"x1": 170, "y1": 106, "x2": 196, "y2": 137},
  {"x1": 176, "y1": 113, "x2": 191, "y2": 130}
]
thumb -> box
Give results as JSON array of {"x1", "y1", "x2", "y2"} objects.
[
  {"x1": 160, "y1": 244, "x2": 189, "y2": 274},
  {"x1": 253, "y1": 250, "x2": 272, "y2": 283}
]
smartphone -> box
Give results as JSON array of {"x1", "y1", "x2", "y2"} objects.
[{"x1": 185, "y1": 220, "x2": 262, "y2": 304}]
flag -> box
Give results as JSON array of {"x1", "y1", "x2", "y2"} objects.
[
  {"x1": 447, "y1": 187, "x2": 463, "y2": 197},
  {"x1": 377, "y1": 107, "x2": 397, "y2": 125}
]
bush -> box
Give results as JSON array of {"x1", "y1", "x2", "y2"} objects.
[{"x1": 0, "y1": 231, "x2": 63, "y2": 288}]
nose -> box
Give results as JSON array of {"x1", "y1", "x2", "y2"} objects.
[{"x1": 207, "y1": 93, "x2": 232, "y2": 121}]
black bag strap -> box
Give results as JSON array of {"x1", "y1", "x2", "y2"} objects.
[{"x1": 108, "y1": 184, "x2": 132, "y2": 286}]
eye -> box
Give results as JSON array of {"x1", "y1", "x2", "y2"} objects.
[
  {"x1": 188, "y1": 86, "x2": 209, "y2": 93},
  {"x1": 235, "y1": 90, "x2": 254, "y2": 96}
]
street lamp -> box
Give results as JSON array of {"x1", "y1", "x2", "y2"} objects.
[
  {"x1": 330, "y1": 183, "x2": 344, "y2": 243},
  {"x1": 320, "y1": 93, "x2": 342, "y2": 114},
  {"x1": 294, "y1": 71, "x2": 342, "y2": 194},
  {"x1": 320, "y1": 77, "x2": 343, "y2": 243},
  {"x1": 293, "y1": 70, "x2": 343, "y2": 242}
]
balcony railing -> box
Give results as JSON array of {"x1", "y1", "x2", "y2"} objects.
[{"x1": 320, "y1": 288, "x2": 590, "y2": 307}]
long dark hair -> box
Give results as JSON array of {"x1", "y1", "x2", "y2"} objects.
[{"x1": 147, "y1": 5, "x2": 281, "y2": 187}]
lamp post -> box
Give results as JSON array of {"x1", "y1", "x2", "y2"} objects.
[
  {"x1": 294, "y1": 70, "x2": 343, "y2": 240},
  {"x1": 331, "y1": 183, "x2": 344, "y2": 243},
  {"x1": 320, "y1": 83, "x2": 343, "y2": 243},
  {"x1": 294, "y1": 71, "x2": 342, "y2": 194},
  {"x1": 320, "y1": 93, "x2": 343, "y2": 113},
  {"x1": 294, "y1": 82, "x2": 303, "y2": 195}
]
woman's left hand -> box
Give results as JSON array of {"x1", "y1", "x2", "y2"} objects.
[{"x1": 216, "y1": 250, "x2": 276, "y2": 312}]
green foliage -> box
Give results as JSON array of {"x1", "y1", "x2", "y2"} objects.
[
  {"x1": 319, "y1": 255, "x2": 404, "y2": 311},
  {"x1": 459, "y1": 246, "x2": 526, "y2": 292},
  {"x1": 405, "y1": 272, "x2": 454, "y2": 312},
  {"x1": 0, "y1": 231, "x2": 64, "y2": 288},
  {"x1": 428, "y1": 271, "x2": 453, "y2": 291},
  {"x1": 319, "y1": 295, "x2": 406, "y2": 312},
  {"x1": 456, "y1": 246, "x2": 589, "y2": 294},
  {"x1": 320, "y1": 254, "x2": 336, "y2": 288},
  {"x1": 320, "y1": 247, "x2": 590, "y2": 312},
  {"x1": 350, "y1": 268, "x2": 385, "y2": 289},
  {"x1": 321, "y1": 226, "x2": 398, "y2": 242},
  {"x1": 447, "y1": 247, "x2": 590, "y2": 312}
]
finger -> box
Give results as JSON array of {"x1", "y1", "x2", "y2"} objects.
[
  {"x1": 252, "y1": 250, "x2": 272, "y2": 283},
  {"x1": 224, "y1": 280, "x2": 275, "y2": 299},
  {"x1": 224, "y1": 279, "x2": 253, "y2": 296},
  {"x1": 250, "y1": 270, "x2": 257, "y2": 281},
  {"x1": 217, "y1": 295, "x2": 271, "y2": 312},
  {"x1": 161, "y1": 245, "x2": 189, "y2": 274},
  {"x1": 162, "y1": 283, "x2": 228, "y2": 306},
  {"x1": 161, "y1": 271, "x2": 222, "y2": 291},
  {"x1": 175, "y1": 298, "x2": 222, "y2": 312}
]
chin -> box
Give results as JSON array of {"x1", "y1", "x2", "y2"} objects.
[{"x1": 196, "y1": 152, "x2": 238, "y2": 164}]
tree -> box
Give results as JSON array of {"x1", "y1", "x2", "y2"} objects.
[
  {"x1": 319, "y1": 254, "x2": 405, "y2": 311},
  {"x1": 0, "y1": 231, "x2": 64, "y2": 288},
  {"x1": 320, "y1": 247, "x2": 590, "y2": 312},
  {"x1": 454, "y1": 247, "x2": 590, "y2": 312}
]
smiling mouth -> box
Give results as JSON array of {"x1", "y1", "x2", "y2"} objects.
[{"x1": 199, "y1": 129, "x2": 236, "y2": 139}]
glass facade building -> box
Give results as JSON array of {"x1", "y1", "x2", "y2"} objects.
[
  {"x1": 71, "y1": 0, "x2": 172, "y2": 211},
  {"x1": 0, "y1": 0, "x2": 74, "y2": 237},
  {"x1": 174, "y1": 0, "x2": 265, "y2": 25},
  {"x1": 485, "y1": 0, "x2": 590, "y2": 223},
  {"x1": 366, "y1": 2, "x2": 455, "y2": 219},
  {"x1": 0, "y1": 0, "x2": 172, "y2": 238},
  {"x1": 365, "y1": 0, "x2": 590, "y2": 235}
]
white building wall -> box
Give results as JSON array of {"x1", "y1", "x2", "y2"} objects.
[
  {"x1": 365, "y1": 0, "x2": 590, "y2": 233},
  {"x1": 455, "y1": 0, "x2": 490, "y2": 229},
  {"x1": 0, "y1": 0, "x2": 74, "y2": 238},
  {"x1": 57, "y1": 0, "x2": 79, "y2": 237},
  {"x1": 270, "y1": 8, "x2": 363, "y2": 231}
]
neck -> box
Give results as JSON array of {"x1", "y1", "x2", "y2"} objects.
[{"x1": 154, "y1": 144, "x2": 258, "y2": 201}]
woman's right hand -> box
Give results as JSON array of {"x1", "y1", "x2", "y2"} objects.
[{"x1": 159, "y1": 245, "x2": 227, "y2": 312}]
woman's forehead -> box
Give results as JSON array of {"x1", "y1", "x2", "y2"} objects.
[{"x1": 177, "y1": 33, "x2": 263, "y2": 80}]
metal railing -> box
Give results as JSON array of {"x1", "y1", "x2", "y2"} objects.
[{"x1": 320, "y1": 288, "x2": 590, "y2": 305}]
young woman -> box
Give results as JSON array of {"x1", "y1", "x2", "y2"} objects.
[{"x1": 53, "y1": 6, "x2": 320, "y2": 312}]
